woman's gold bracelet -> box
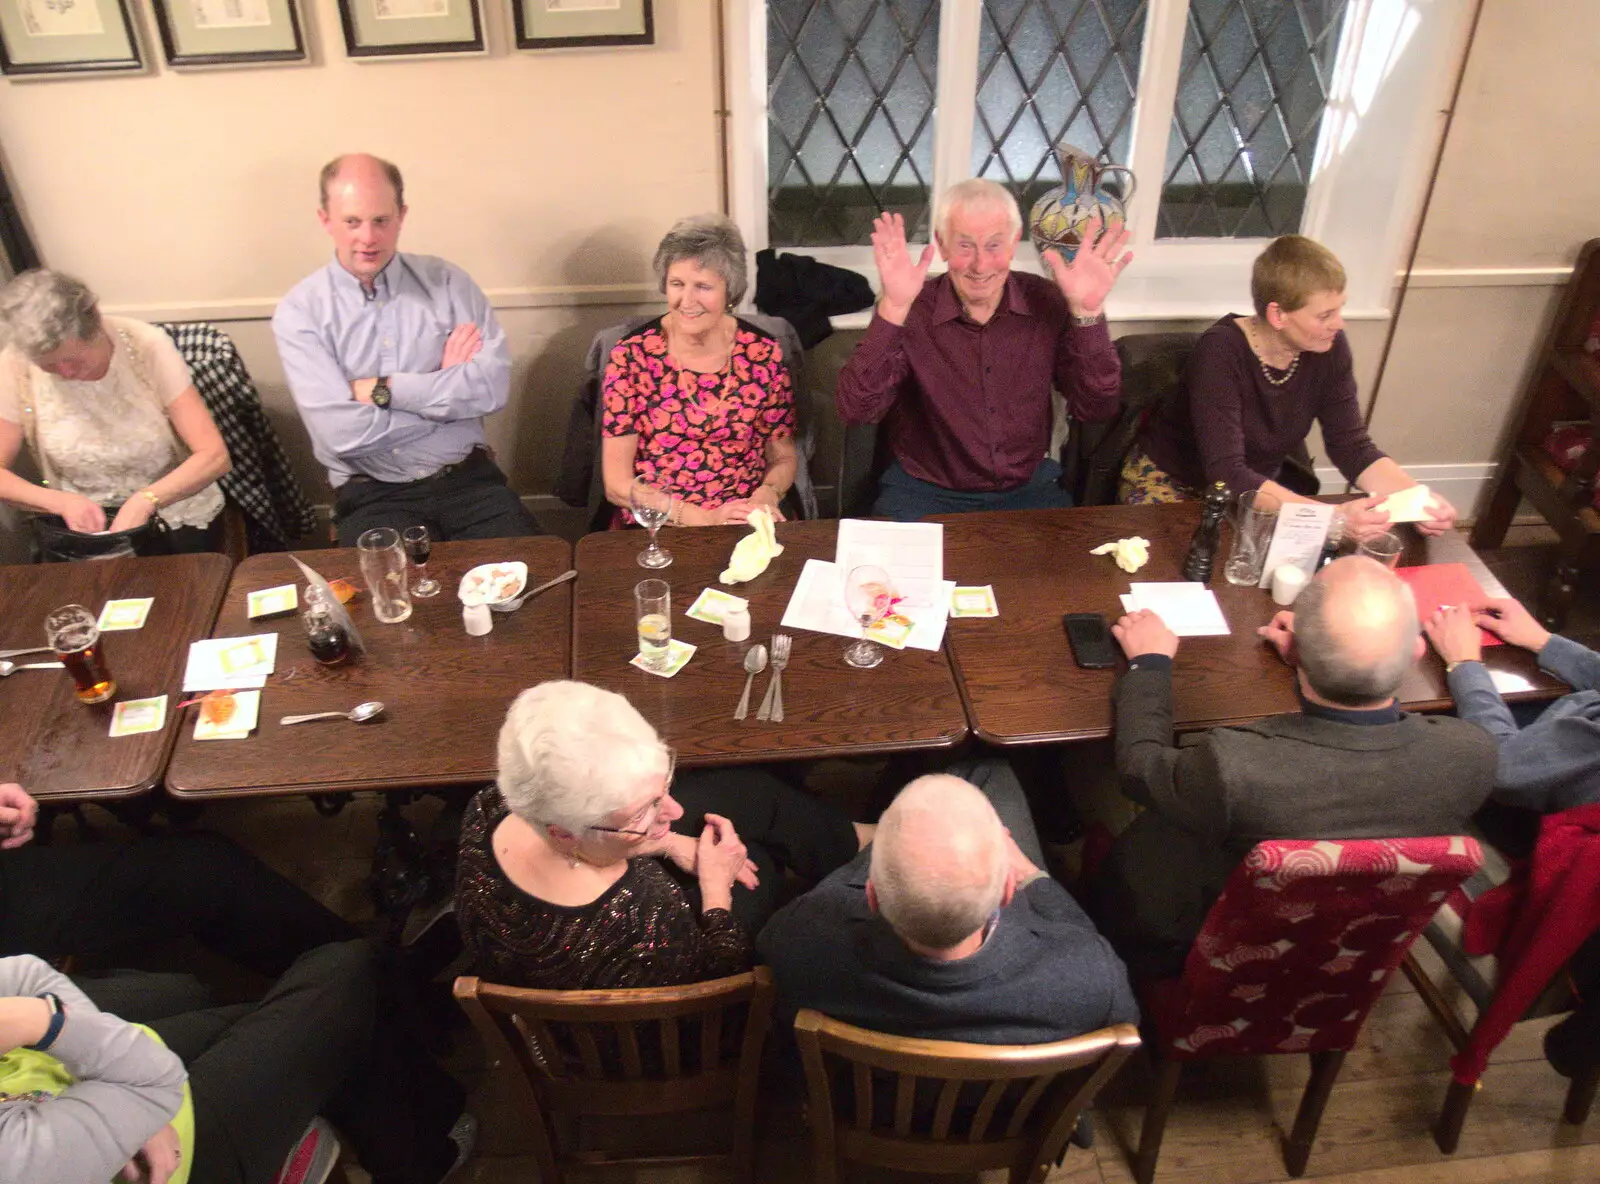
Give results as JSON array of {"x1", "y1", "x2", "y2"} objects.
[{"x1": 138, "y1": 488, "x2": 162, "y2": 510}]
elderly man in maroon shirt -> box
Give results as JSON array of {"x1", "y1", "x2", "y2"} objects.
[{"x1": 837, "y1": 178, "x2": 1133, "y2": 521}]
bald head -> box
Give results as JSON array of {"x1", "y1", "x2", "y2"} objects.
[
  {"x1": 868, "y1": 774, "x2": 1007, "y2": 951},
  {"x1": 1293, "y1": 556, "x2": 1421, "y2": 706},
  {"x1": 317, "y1": 154, "x2": 407, "y2": 288},
  {"x1": 319, "y1": 154, "x2": 404, "y2": 211}
]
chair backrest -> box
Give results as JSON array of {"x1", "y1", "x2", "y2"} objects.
[
  {"x1": 794, "y1": 1010, "x2": 1139, "y2": 1178},
  {"x1": 1063, "y1": 331, "x2": 1198, "y2": 506},
  {"x1": 1165, "y1": 836, "x2": 1482, "y2": 1060},
  {"x1": 453, "y1": 967, "x2": 774, "y2": 1119}
]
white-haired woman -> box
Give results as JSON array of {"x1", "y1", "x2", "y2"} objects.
[
  {"x1": 456, "y1": 682, "x2": 867, "y2": 989},
  {"x1": 600, "y1": 214, "x2": 798, "y2": 527},
  {"x1": 0, "y1": 269, "x2": 231, "y2": 556}
]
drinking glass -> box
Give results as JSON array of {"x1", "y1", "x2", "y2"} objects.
[
  {"x1": 842, "y1": 564, "x2": 892, "y2": 669},
  {"x1": 630, "y1": 478, "x2": 674, "y2": 569},
  {"x1": 45, "y1": 603, "x2": 115, "y2": 704},
  {"x1": 402, "y1": 525, "x2": 440, "y2": 597},
  {"x1": 357, "y1": 527, "x2": 413, "y2": 624},
  {"x1": 1224, "y1": 489, "x2": 1281, "y2": 587},
  {"x1": 634, "y1": 579, "x2": 671, "y2": 672},
  {"x1": 301, "y1": 586, "x2": 351, "y2": 666},
  {"x1": 1357, "y1": 530, "x2": 1404, "y2": 570}
]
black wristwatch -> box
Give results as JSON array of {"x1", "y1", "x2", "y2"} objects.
[{"x1": 371, "y1": 376, "x2": 392, "y2": 409}]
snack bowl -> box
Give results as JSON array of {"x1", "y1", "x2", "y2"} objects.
[{"x1": 458, "y1": 562, "x2": 528, "y2": 611}]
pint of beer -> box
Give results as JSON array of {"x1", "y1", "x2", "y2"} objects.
[{"x1": 45, "y1": 604, "x2": 116, "y2": 704}]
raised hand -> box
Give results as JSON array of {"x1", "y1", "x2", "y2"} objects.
[
  {"x1": 1042, "y1": 215, "x2": 1132, "y2": 316},
  {"x1": 441, "y1": 323, "x2": 483, "y2": 368},
  {"x1": 871, "y1": 212, "x2": 935, "y2": 322}
]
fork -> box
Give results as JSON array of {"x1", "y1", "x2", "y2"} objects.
[{"x1": 760, "y1": 634, "x2": 792, "y2": 722}]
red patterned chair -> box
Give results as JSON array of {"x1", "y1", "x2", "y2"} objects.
[{"x1": 1130, "y1": 835, "x2": 1482, "y2": 1183}]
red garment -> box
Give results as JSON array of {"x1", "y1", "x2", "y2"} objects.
[
  {"x1": 1452, "y1": 803, "x2": 1600, "y2": 1084},
  {"x1": 835, "y1": 272, "x2": 1120, "y2": 492}
]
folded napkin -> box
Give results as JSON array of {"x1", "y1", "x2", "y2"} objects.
[
  {"x1": 721, "y1": 509, "x2": 784, "y2": 584},
  {"x1": 1090, "y1": 536, "x2": 1151, "y2": 574}
]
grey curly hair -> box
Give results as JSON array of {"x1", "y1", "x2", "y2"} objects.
[
  {"x1": 0, "y1": 270, "x2": 103, "y2": 359},
  {"x1": 652, "y1": 214, "x2": 749, "y2": 308}
]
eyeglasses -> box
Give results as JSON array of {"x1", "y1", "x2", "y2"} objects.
[{"x1": 588, "y1": 750, "x2": 676, "y2": 837}]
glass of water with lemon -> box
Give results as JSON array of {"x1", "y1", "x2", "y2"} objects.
[{"x1": 634, "y1": 579, "x2": 671, "y2": 671}]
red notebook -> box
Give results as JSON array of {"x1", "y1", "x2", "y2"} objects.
[{"x1": 1394, "y1": 563, "x2": 1503, "y2": 646}]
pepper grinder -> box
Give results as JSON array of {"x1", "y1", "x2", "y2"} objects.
[{"x1": 1182, "y1": 481, "x2": 1230, "y2": 583}]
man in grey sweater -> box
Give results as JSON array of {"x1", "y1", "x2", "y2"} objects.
[{"x1": 1095, "y1": 556, "x2": 1498, "y2": 979}]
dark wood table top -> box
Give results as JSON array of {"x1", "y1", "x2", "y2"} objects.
[
  {"x1": 0, "y1": 553, "x2": 232, "y2": 803},
  {"x1": 573, "y1": 522, "x2": 968, "y2": 766},
  {"x1": 164, "y1": 537, "x2": 572, "y2": 799},
  {"x1": 935, "y1": 503, "x2": 1568, "y2": 746}
]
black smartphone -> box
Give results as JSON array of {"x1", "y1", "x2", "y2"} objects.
[{"x1": 1064, "y1": 612, "x2": 1118, "y2": 669}]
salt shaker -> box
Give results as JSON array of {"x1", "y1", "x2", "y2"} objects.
[
  {"x1": 1271, "y1": 564, "x2": 1309, "y2": 606},
  {"x1": 463, "y1": 603, "x2": 493, "y2": 636},
  {"x1": 722, "y1": 604, "x2": 751, "y2": 643}
]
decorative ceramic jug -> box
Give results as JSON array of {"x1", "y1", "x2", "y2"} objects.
[{"x1": 1028, "y1": 143, "x2": 1136, "y2": 261}]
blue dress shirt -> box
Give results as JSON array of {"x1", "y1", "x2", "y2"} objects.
[{"x1": 272, "y1": 252, "x2": 511, "y2": 486}]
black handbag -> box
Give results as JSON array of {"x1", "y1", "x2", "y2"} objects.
[{"x1": 31, "y1": 506, "x2": 172, "y2": 563}]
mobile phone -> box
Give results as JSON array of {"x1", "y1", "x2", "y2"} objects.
[{"x1": 1064, "y1": 613, "x2": 1118, "y2": 669}]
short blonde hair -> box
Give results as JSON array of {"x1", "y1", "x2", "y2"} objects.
[
  {"x1": 934, "y1": 179, "x2": 1022, "y2": 245},
  {"x1": 496, "y1": 681, "x2": 670, "y2": 835},
  {"x1": 1251, "y1": 235, "x2": 1346, "y2": 318}
]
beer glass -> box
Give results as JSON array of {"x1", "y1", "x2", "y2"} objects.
[
  {"x1": 1224, "y1": 489, "x2": 1280, "y2": 587},
  {"x1": 357, "y1": 528, "x2": 413, "y2": 624},
  {"x1": 45, "y1": 604, "x2": 116, "y2": 704}
]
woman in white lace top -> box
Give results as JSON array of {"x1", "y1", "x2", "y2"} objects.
[{"x1": 0, "y1": 270, "x2": 231, "y2": 553}]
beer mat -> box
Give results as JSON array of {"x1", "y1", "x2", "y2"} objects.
[
  {"x1": 866, "y1": 613, "x2": 913, "y2": 649},
  {"x1": 109, "y1": 696, "x2": 167, "y2": 738},
  {"x1": 686, "y1": 587, "x2": 749, "y2": 625},
  {"x1": 247, "y1": 585, "x2": 298, "y2": 619},
  {"x1": 193, "y1": 690, "x2": 261, "y2": 741},
  {"x1": 950, "y1": 586, "x2": 999, "y2": 618},
  {"x1": 1394, "y1": 564, "x2": 1503, "y2": 646},
  {"x1": 98, "y1": 598, "x2": 153, "y2": 632},
  {"x1": 183, "y1": 634, "x2": 277, "y2": 692},
  {"x1": 630, "y1": 639, "x2": 697, "y2": 678}
]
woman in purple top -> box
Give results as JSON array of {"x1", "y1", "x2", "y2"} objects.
[{"x1": 1124, "y1": 236, "x2": 1457, "y2": 536}]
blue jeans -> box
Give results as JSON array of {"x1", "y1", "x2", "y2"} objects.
[{"x1": 872, "y1": 458, "x2": 1073, "y2": 522}]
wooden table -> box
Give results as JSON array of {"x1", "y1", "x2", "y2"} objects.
[
  {"x1": 936, "y1": 504, "x2": 1569, "y2": 746},
  {"x1": 573, "y1": 523, "x2": 968, "y2": 766},
  {"x1": 0, "y1": 553, "x2": 231, "y2": 802},
  {"x1": 164, "y1": 537, "x2": 572, "y2": 799}
]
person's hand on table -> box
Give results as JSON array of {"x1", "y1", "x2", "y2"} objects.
[
  {"x1": 1336, "y1": 494, "x2": 1391, "y2": 543},
  {"x1": 653, "y1": 830, "x2": 758, "y2": 891},
  {"x1": 695, "y1": 813, "x2": 750, "y2": 910},
  {"x1": 107, "y1": 496, "x2": 156, "y2": 534},
  {"x1": 1257, "y1": 610, "x2": 1297, "y2": 666},
  {"x1": 119, "y1": 1123, "x2": 181, "y2": 1184},
  {"x1": 1112, "y1": 609, "x2": 1178, "y2": 660},
  {"x1": 50, "y1": 490, "x2": 106, "y2": 533},
  {"x1": 1473, "y1": 595, "x2": 1552, "y2": 654},
  {"x1": 708, "y1": 498, "x2": 784, "y2": 526},
  {"x1": 1424, "y1": 605, "x2": 1482, "y2": 666},
  {"x1": 0, "y1": 783, "x2": 39, "y2": 849},
  {"x1": 748, "y1": 484, "x2": 789, "y2": 521},
  {"x1": 1416, "y1": 492, "x2": 1459, "y2": 537}
]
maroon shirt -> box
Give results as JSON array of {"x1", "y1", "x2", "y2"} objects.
[
  {"x1": 1140, "y1": 315, "x2": 1386, "y2": 493},
  {"x1": 835, "y1": 271, "x2": 1121, "y2": 492}
]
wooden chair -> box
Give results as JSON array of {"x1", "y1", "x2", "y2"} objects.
[
  {"x1": 1131, "y1": 835, "x2": 1482, "y2": 1183},
  {"x1": 793, "y1": 1009, "x2": 1140, "y2": 1184},
  {"x1": 453, "y1": 968, "x2": 775, "y2": 1184}
]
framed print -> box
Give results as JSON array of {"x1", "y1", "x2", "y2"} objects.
[
  {"x1": 513, "y1": 0, "x2": 653, "y2": 50},
  {"x1": 151, "y1": 0, "x2": 306, "y2": 68},
  {"x1": 0, "y1": 0, "x2": 143, "y2": 76},
  {"x1": 337, "y1": 0, "x2": 484, "y2": 58}
]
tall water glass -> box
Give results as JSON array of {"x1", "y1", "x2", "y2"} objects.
[
  {"x1": 635, "y1": 579, "x2": 671, "y2": 671},
  {"x1": 357, "y1": 527, "x2": 413, "y2": 624},
  {"x1": 45, "y1": 603, "x2": 116, "y2": 704},
  {"x1": 1224, "y1": 489, "x2": 1280, "y2": 587}
]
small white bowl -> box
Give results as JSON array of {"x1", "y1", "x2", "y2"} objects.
[{"x1": 458, "y1": 561, "x2": 528, "y2": 611}]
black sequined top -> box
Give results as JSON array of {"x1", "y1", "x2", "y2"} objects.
[{"x1": 455, "y1": 787, "x2": 753, "y2": 990}]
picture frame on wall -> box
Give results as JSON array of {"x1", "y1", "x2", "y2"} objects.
[
  {"x1": 151, "y1": 0, "x2": 306, "y2": 68},
  {"x1": 0, "y1": 0, "x2": 143, "y2": 76},
  {"x1": 337, "y1": 0, "x2": 484, "y2": 59},
  {"x1": 513, "y1": 0, "x2": 653, "y2": 51}
]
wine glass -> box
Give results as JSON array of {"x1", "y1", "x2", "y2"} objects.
[
  {"x1": 402, "y1": 525, "x2": 441, "y2": 597},
  {"x1": 842, "y1": 564, "x2": 892, "y2": 669},
  {"x1": 630, "y1": 478, "x2": 674, "y2": 569}
]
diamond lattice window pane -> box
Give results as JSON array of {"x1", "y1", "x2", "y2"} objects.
[
  {"x1": 768, "y1": 0, "x2": 940, "y2": 247},
  {"x1": 1157, "y1": 0, "x2": 1352, "y2": 239},
  {"x1": 971, "y1": 1, "x2": 1147, "y2": 220}
]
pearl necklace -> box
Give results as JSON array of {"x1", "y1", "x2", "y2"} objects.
[{"x1": 1245, "y1": 318, "x2": 1301, "y2": 387}]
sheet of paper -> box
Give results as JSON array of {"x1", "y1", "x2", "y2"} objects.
[
  {"x1": 98, "y1": 598, "x2": 153, "y2": 632},
  {"x1": 183, "y1": 634, "x2": 278, "y2": 692},
  {"x1": 834, "y1": 519, "x2": 944, "y2": 611},
  {"x1": 1124, "y1": 582, "x2": 1232, "y2": 637},
  {"x1": 1394, "y1": 564, "x2": 1503, "y2": 646},
  {"x1": 1255, "y1": 502, "x2": 1337, "y2": 589},
  {"x1": 781, "y1": 558, "x2": 952, "y2": 651},
  {"x1": 193, "y1": 690, "x2": 262, "y2": 741},
  {"x1": 109, "y1": 696, "x2": 167, "y2": 738},
  {"x1": 1376, "y1": 484, "x2": 1435, "y2": 524}
]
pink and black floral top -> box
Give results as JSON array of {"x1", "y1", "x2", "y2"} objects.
[{"x1": 601, "y1": 317, "x2": 795, "y2": 512}]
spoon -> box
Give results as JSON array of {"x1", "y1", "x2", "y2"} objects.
[
  {"x1": 280, "y1": 701, "x2": 386, "y2": 727},
  {"x1": 492, "y1": 568, "x2": 578, "y2": 612},
  {"x1": 0, "y1": 660, "x2": 64, "y2": 678},
  {"x1": 733, "y1": 645, "x2": 768, "y2": 721}
]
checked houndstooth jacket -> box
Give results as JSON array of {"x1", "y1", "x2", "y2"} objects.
[{"x1": 158, "y1": 322, "x2": 316, "y2": 551}]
